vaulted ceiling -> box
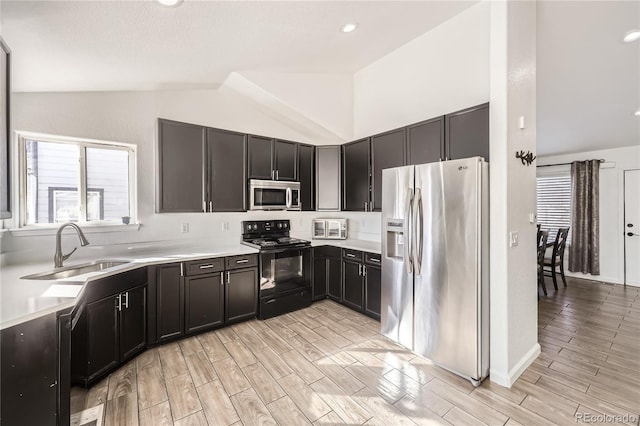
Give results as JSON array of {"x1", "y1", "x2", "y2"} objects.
[{"x1": 1, "y1": 0, "x2": 638, "y2": 155}]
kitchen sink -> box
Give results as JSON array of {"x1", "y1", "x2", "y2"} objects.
[{"x1": 21, "y1": 260, "x2": 131, "y2": 280}]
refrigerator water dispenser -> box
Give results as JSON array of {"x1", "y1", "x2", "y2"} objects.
[{"x1": 385, "y1": 218, "x2": 405, "y2": 259}]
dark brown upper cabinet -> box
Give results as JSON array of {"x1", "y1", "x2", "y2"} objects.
[
  {"x1": 247, "y1": 136, "x2": 298, "y2": 181},
  {"x1": 157, "y1": 119, "x2": 246, "y2": 213},
  {"x1": 207, "y1": 128, "x2": 246, "y2": 212},
  {"x1": 247, "y1": 135, "x2": 273, "y2": 180},
  {"x1": 407, "y1": 116, "x2": 444, "y2": 165},
  {"x1": 342, "y1": 138, "x2": 371, "y2": 212},
  {"x1": 298, "y1": 143, "x2": 315, "y2": 211},
  {"x1": 157, "y1": 119, "x2": 206, "y2": 213},
  {"x1": 445, "y1": 103, "x2": 489, "y2": 161},
  {"x1": 371, "y1": 128, "x2": 406, "y2": 211},
  {"x1": 273, "y1": 140, "x2": 298, "y2": 181}
]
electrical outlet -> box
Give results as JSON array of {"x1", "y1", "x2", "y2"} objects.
[
  {"x1": 181, "y1": 223, "x2": 189, "y2": 233},
  {"x1": 222, "y1": 221, "x2": 230, "y2": 232},
  {"x1": 509, "y1": 231, "x2": 518, "y2": 247},
  {"x1": 529, "y1": 212, "x2": 536, "y2": 224}
]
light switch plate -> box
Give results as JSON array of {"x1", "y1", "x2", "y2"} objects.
[
  {"x1": 510, "y1": 231, "x2": 519, "y2": 247},
  {"x1": 181, "y1": 223, "x2": 189, "y2": 233},
  {"x1": 529, "y1": 212, "x2": 536, "y2": 224}
]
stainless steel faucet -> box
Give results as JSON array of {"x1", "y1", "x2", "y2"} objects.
[{"x1": 54, "y1": 223, "x2": 90, "y2": 268}]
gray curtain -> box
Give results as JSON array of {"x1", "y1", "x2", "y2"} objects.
[{"x1": 569, "y1": 160, "x2": 600, "y2": 275}]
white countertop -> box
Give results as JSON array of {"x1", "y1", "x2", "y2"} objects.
[
  {"x1": 0, "y1": 243, "x2": 258, "y2": 330},
  {"x1": 309, "y1": 238, "x2": 381, "y2": 254}
]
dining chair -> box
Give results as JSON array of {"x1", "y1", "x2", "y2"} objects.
[
  {"x1": 537, "y1": 230, "x2": 549, "y2": 296},
  {"x1": 543, "y1": 227, "x2": 570, "y2": 290}
]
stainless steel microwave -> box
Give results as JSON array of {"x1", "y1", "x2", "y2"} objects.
[
  {"x1": 312, "y1": 218, "x2": 347, "y2": 239},
  {"x1": 249, "y1": 179, "x2": 301, "y2": 211}
]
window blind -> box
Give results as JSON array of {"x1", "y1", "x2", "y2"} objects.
[{"x1": 537, "y1": 173, "x2": 572, "y2": 240}]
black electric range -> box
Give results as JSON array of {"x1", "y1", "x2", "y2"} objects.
[{"x1": 241, "y1": 220, "x2": 312, "y2": 319}]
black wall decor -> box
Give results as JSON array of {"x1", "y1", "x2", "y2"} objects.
[{"x1": 516, "y1": 150, "x2": 536, "y2": 166}]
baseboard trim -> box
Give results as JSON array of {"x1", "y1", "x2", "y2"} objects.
[{"x1": 490, "y1": 342, "x2": 541, "y2": 388}]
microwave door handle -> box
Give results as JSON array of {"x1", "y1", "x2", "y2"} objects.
[{"x1": 286, "y1": 187, "x2": 292, "y2": 209}]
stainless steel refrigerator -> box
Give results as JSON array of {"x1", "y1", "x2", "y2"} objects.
[{"x1": 381, "y1": 157, "x2": 489, "y2": 385}]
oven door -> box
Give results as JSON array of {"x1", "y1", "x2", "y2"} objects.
[{"x1": 259, "y1": 247, "x2": 311, "y2": 298}]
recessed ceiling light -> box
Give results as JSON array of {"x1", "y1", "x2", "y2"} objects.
[
  {"x1": 635, "y1": 109, "x2": 640, "y2": 116},
  {"x1": 156, "y1": 0, "x2": 183, "y2": 7},
  {"x1": 341, "y1": 23, "x2": 358, "y2": 33},
  {"x1": 623, "y1": 30, "x2": 640, "y2": 43}
]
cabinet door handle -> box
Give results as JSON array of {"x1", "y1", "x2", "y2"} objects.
[
  {"x1": 276, "y1": 170, "x2": 279, "y2": 180},
  {"x1": 226, "y1": 271, "x2": 230, "y2": 284},
  {"x1": 209, "y1": 201, "x2": 213, "y2": 212},
  {"x1": 236, "y1": 259, "x2": 249, "y2": 264},
  {"x1": 271, "y1": 170, "x2": 275, "y2": 180},
  {"x1": 369, "y1": 257, "x2": 380, "y2": 263},
  {"x1": 115, "y1": 294, "x2": 122, "y2": 311},
  {"x1": 180, "y1": 263, "x2": 184, "y2": 277},
  {"x1": 199, "y1": 264, "x2": 215, "y2": 269},
  {"x1": 346, "y1": 253, "x2": 356, "y2": 258},
  {"x1": 363, "y1": 265, "x2": 367, "y2": 276},
  {"x1": 358, "y1": 264, "x2": 362, "y2": 275},
  {"x1": 364, "y1": 202, "x2": 367, "y2": 211},
  {"x1": 203, "y1": 201, "x2": 207, "y2": 213},
  {"x1": 124, "y1": 291, "x2": 129, "y2": 309},
  {"x1": 220, "y1": 271, "x2": 224, "y2": 285}
]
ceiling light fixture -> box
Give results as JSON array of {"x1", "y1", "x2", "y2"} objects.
[
  {"x1": 635, "y1": 109, "x2": 640, "y2": 116},
  {"x1": 623, "y1": 30, "x2": 640, "y2": 43},
  {"x1": 341, "y1": 23, "x2": 358, "y2": 33},
  {"x1": 156, "y1": 0, "x2": 183, "y2": 7}
]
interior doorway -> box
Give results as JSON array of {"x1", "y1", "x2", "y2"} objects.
[{"x1": 624, "y1": 169, "x2": 640, "y2": 286}]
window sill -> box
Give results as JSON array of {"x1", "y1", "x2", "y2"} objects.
[{"x1": 8, "y1": 223, "x2": 141, "y2": 237}]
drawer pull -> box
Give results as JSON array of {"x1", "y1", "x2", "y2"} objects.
[
  {"x1": 369, "y1": 258, "x2": 380, "y2": 263},
  {"x1": 236, "y1": 259, "x2": 249, "y2": 264},
  {"x1": 265, "y1": 299, "x2": 276, "y2": 304},
  {"x1": 199, "y1": 264, "x2": 215, "y2": 269},
  {"x1": 346, "y1": 253, "x2": 356, "y2": 258}
]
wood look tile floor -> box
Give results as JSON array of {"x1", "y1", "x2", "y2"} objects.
[{"x1": 71, "y1": 278, "x2": 640, "y2": 425}]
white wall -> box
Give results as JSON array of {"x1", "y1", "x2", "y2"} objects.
[
  {"x1": 538, "y1": 145, "x2": 640, "y2": 285},
  {"x1": 489, "y1": 0, "x2": 539, "y2": 388},
  {"x1": 353, "y1": 2, "x2": 490, "y2": 138}
]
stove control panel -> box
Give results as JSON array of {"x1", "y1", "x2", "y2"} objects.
[{"x1": 242, "y1": 220, "x2": 290, "y2": 235}]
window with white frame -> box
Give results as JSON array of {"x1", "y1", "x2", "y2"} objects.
[
  {"x1": 536, "y1": 171, "x2": 572, "y2": 240},
  {"x1": 20, "y1": 134, "x2": 135, "y2": 227}
]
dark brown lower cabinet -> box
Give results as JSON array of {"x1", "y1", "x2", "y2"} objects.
[
  {"x1": 327, "y1": 257, "x2": 342, "y2": 302},
  {"x1": 225, "y1": 267, "x2": 258, "y2": 324},
  {"x1": 1, "y1": 313, "x2": 59, "y2": 426},
  {"x1": 154, "y1": 263, "x2": 184, "y2": 343},
  {"x1": 185, "y1": 272, "x2": 224, "y2": 333},
  {"x1": 364, "y1": 264, "x2": 381, "y2": 320},
  {"x1": 342, "y1": 260, "x2": 364, "y2": 311},
  {"x1": 312, "y1": 254, "x2": 328, "y2": 300},
  {"x1": 73, "y1": 284, "x2": 147, "y2": 386},
  {"x1": 119, "y1": 285, "x2": 147, "y2": 362}
]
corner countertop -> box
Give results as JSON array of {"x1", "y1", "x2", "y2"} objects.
[
  {"x1": 308, "y1": 238, "x2": 381, "y2": 254},
  {"x1": 0, "y1": 243, "x2": 258, "y2": 330}
]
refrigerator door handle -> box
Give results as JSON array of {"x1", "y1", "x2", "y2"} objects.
[
  {"x1": 404, "y1": 187, "x2": 414, "y2": 274},
  {"x1": 413, "y1": 187, "x2": 424, "y2": 275}
]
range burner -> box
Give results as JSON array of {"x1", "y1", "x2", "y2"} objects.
[{"x1": 241, "y1": 220, "x2": 311, "y2": 250}]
